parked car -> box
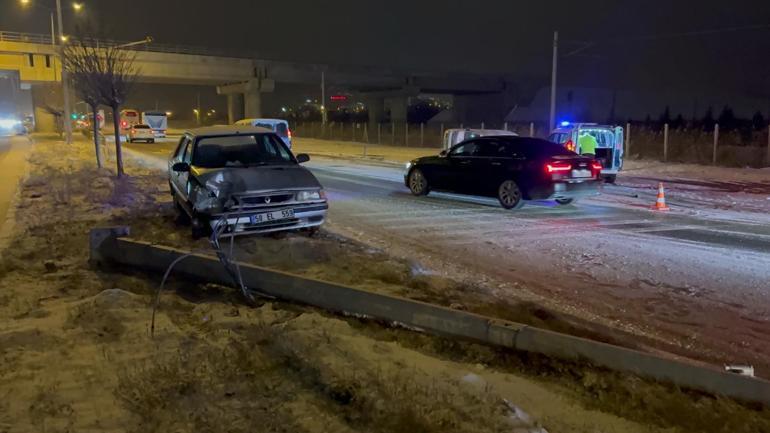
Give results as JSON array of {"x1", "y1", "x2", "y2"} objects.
[
  {"x1": 442, "y1": 128, "x2": 517, "y2": 150},
  {"x1": 548, "y1": 122, "x2": 624, "y2": 183},
  {"x1": 168, "y1": 125, "x2": 327, "y2": 238},
  {"x1": 127, "y1": 124, "x2": 155, "y2": 143},
  {"x1": 234, "y1": 118, "x2": 292, "y2": 148},
  {"x1": 405, "y1": 136, "x2": 603, "y2": 209}
]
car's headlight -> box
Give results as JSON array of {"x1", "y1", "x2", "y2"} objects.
[{"x1": 296, "y1": 190, "x2": 324, "y2": 201}]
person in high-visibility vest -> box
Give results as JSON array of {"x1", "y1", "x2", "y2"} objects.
[{"x1": 578, "y1": 132, "x2": 598, "y2": 155}]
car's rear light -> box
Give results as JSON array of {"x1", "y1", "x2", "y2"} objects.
[
  {"x1": 288, "y1": 129, "x2": 292, "y2": 139},
  {"x1": 121, "y1": 121, "x2": 127, "y2": 128},
  {"x1": 591, "y1": 161, "x2": 602, "y2": 171},
  {"x1": 546, "y1": 163, "x2": 572, "y2": 173},
  {"x1": 565, "y1": 140, "x2": 575, "y2": 152}
]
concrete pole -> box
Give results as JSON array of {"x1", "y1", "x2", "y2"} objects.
[
  {"x1": 481, "y1": 121, "x2": 485, "y2": 129},
  {"x1": 378, "y1": 123, "x2": 381, "y2": 144},
  {"x1": 420, "y1": 123, "x2": 424, "y2": 146},
  {"x1": 713, "y1": 124, "x2": 719, "y2": 165},
  {"x1": 405, "y1": 122, "x2": 410, "y2": 146},
  {"x1": 50, "y1": 12, "x2": 55, "y2": 47},
  {"x1": 663, "y1": 123, "x2": 669, "y2": 162},
  {"x1": 529, "y1": 122, "x2": 535, "y2": 137},
  {"x1": 548, "y1": 31, "x2": 559, "y2": 132},
  {"x1": 56, "y1": 0, "x2": 72, "y2": 144},
  {"x1": 391, "y1": 122, "x2": 395, "y2": 145},
  {"x1": 503, "y1": 121, "x2": 508, "y2": 131},
  {"x1": 440, "y1": 123, "x2": 445, "y2": 138},
  {"x1": 626, "y1": 122, "x2": 631, "y2": 156},
  {"x1": 352, "y1": 123, "x2": 356, "y2": 142}
]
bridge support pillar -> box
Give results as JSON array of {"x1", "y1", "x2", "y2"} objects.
[
  {"x1": 217, "y1": 78, "x2": 274, "y2": 122},
  {"x1": 364, "y1": 96, "x2": 385, "y2": 130},
  {"x1": 385, "y1": 96, "x2": 409, "y2": 123},
  {"x1": 226, "y1": 93, "x2": 244, "y2": 124}
]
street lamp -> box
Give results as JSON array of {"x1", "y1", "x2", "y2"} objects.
[{"x1": 72, "y1": 2, "x2": 82, "y2": 12}]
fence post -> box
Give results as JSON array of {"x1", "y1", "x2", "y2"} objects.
[
  {"x1": 713, "y1": 124, "x2": 719, "y2": 165},
  {"x1": 391, "y1": 122, "x2": 395, "y2": 145},
  {"x1": 460, "y1": 123, "x2": 464, "y2": 129},
  {"x1": 626, "y1": 122, "x2": 631, "y2": 157},
  {"x1": 363, "y1": 124, "x2": 368, "y2": 157},
  {"x1": 503, "y1": 121, "x2": 508, "y2": 131},
  {"x1": 378, "y1": 123, "x2": 382, "y2": 144},
  {"x1": 663, "y1": 123, "x2": 669, "y2": 162},
  {"x1": 481, "y1": 121, "x2": 485, "y2": 129},
  {"x1": 352, "y1": 123, "x2": 356, "y2": 142},
  {"x1": 766, "y1": 126, "x2": 770, "y2": 167},
  {"x1": 529, "y1": 122, "x2": 535, "y2": 137},
  {"x1": 405, "y1": 122, "x2": 409, "y2": 146},
  {"x1": 420, "y1": 123, "x2": 424, "y2": 146},
  {"x1": 440, "y1": 123, "x2": 445, "y2": 138}
]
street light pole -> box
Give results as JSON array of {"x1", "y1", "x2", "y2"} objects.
[
  {"x1": 548, "y1": 30, "x2": 558, "y2": 132},
  {"x1": 55, "y1": 0, "x2": 73, "y2": 144},
  {"x1": 49, "y1": 12, "x2": 54, "y2": 46}
]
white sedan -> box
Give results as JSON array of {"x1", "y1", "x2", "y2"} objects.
[{"x1": 127, "y1": 124, "x2": 155, "y2": 143}]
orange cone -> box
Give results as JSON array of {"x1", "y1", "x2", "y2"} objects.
[{"x1": 651, "y1": 182, "x2": 670, "y2": 211}]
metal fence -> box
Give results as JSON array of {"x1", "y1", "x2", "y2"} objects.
[
  {"x1": 294, "y1": 121, "x2": 544, "y2": 148},
  {"x1": 295, "y1": 120, "x2": 770, "y2": 168}
]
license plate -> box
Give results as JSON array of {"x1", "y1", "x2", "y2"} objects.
[
  {"x1": 571, "y1": 169, "x2": 592, "y2": 178},
  {"x1": 250, "y1": 209, "x2": 294, "y2": 224}
]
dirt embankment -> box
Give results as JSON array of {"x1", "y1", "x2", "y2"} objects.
[{"x1": 0, "y1": 138, "x2": 768, "y2": 433}]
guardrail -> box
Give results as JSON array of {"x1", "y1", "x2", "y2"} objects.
[{"x1": 0, "y1": 30, "x2": 253, "y2": 58}]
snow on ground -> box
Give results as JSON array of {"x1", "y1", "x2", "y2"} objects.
[{"x1": 5, "y1": 137, "x2": 743, "y2": 431}]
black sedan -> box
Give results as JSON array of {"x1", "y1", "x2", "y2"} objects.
[{"x1": 404, "y1": 136, "x2": 603, "y2": 209}]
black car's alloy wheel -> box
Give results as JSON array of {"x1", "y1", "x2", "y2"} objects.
[
  {"x1": 555, "y1": 198, "x2": 574, "y2": 205},
  {"x1": 408, "y1": 169, "x2": 430, "y2": 196},
  {"x1": 497, "y1": 180, "x2": 524, "y2": 209}
]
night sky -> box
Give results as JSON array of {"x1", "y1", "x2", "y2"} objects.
[{"x1": 2, "y1": 0, "x2": 770, "y2": 97}]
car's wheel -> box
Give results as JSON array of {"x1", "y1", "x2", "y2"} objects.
[
  {"x1": 191, "y1": 215, "x2": 210, "y2": 239},
  {"x1": 173, "y1": 197, "x2": 191, "y2": 225},
  {"x1": 408, "y1": 168, "x2": 430, "y2": 196},
  {"x1": 497, "y1": 180, "x2": 525, "y2": 210},
  {"x1": 604, "y1": 174, "x2": 617, "y2": 184},
  {"x1": 555, "y1": 198, "x2": 575, "y2": 205}
]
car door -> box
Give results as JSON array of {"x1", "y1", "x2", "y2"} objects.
[
  {"x1": 170, "y1": 136, "x2": 193, "y2": 200},
  {"x1": 444, "y1": 140, "x2": 481, "y2": 193}
]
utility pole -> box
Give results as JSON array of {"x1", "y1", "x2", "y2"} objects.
[
  {"x1": 56, "y1": 0, "x2": 72, "y2": 144},
  {"x1": 549, "y1": 30, "x2": 559, "y2": 132},
  {"x1": 321, "y1": 71, "x2": 326, "y2": 125}
]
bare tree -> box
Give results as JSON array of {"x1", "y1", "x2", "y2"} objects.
[
  {"x1": 96, "y1": 42, "x2": 139, "y2": 177},
  {"x1": 63, "y1": 36, "x2": 103, "y2": 168},
  {"x1": 62, "y1": 28, "x2": 139, "y2": 177}
]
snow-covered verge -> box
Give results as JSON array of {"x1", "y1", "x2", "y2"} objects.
[{"x1": 1, "y1": 138, "x2": 769, "y2": 432}]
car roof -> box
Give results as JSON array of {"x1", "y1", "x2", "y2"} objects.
[
  {"x1": 185, "y1": 125, "x2": 274, "y2": 137},
  {"x1": 236, "y1": 118, "x2": 288, "y2": 124}
]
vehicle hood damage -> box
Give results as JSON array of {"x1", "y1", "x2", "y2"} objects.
[{"x1": 189, "y1": 165, "x2": 322, "y2": 213}]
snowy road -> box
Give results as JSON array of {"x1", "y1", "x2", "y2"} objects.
[{"x1": 125, "y1": 140, "x2": 770, "y2": 375}]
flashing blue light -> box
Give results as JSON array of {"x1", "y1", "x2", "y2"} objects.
[{"x1": 560, "y1": 121, "x2": 571, "y2": 127}]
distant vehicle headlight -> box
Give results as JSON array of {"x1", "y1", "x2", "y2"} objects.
[
  {"x1": 405, "y1": 161, "x2": 413, "y2": 171},
  {"x1": 296, "y1": 190, "x2": 324, "y2": 201},
  {"x1": 0, "y1": 119, "x2": 21, "y2": 129}
]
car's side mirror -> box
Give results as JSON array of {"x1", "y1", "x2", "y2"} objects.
[
  {"x1": 296, "y1": 153, "x2": 310, "y2": 163},
  {"x1": 439, "y1": 150, "x2": 449, "y2": 157},
  {"x1": 172, "y1": 162, "x2": 190, "y2": 172}
]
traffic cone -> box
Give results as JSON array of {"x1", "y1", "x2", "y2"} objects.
[{"x1": 651, "y1": 182, "x2": 670, "y2": 211}]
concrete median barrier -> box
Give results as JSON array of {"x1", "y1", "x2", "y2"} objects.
[{"x1": 90, "y1": 226, "x2": 770, "y2": 407}]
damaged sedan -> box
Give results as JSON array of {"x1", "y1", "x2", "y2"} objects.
[{"x1": 168, "y1": 125, "x2": 328, "y2": 238}]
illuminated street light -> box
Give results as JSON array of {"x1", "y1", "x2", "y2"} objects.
[
  {"x1": 165, "y1": 111, "x2": 173, "y2": 117},
  {"x1": 72, "y1": 2, "x2": 83, "y2": 11}
]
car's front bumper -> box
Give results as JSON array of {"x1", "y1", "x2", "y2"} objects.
[
  {"x1": 207, "y1": 202, "x2": 328, "y2": 236},
  {"x1": 528, "y1": 179, "x2": 602, "y2": 200}
]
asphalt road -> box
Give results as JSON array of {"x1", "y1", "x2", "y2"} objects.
[{"x1": 124, "y1": 139, "x2": 770, "y2": 374}]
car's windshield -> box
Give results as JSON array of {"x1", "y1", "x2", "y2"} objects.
[{"x1": 192, "y1": 133, "x2": 293, "y2": 168}]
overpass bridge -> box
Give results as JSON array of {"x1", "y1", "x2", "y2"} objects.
[{"x1": 0, "y1": 31, "x2": 518, "y2": 125}]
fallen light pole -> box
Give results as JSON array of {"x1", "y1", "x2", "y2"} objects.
[{"x1": 89, "y1": 227, "x2": 770, "y2": 406}]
